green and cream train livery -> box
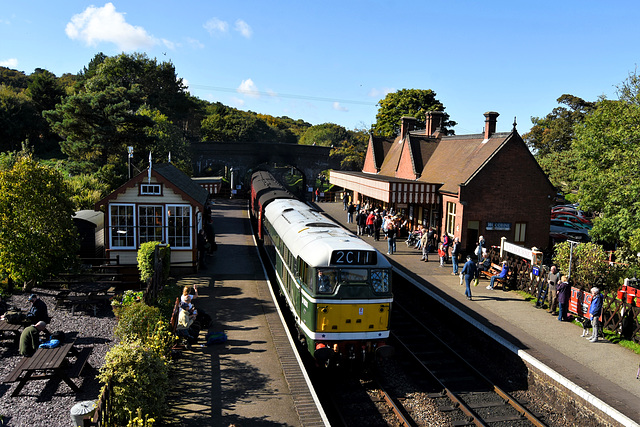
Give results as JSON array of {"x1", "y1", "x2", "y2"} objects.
[{"x1": 259, "y1": 191, "x2": 393, "y2": 367}]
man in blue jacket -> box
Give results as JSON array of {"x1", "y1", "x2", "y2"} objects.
[
  {"x1": 461, "y1": 256, "x2": 477, "y2": 301},
  {"x1": 588, "y1": 287, "x2": 604, "y2": 342},
  {"x1": 487, "y1": 261, "x2": 509, "y2": 290}
]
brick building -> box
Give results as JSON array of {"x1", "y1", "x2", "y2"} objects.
[{"x1": 330, "y1": 111, "x2": 556, "y2": 252}]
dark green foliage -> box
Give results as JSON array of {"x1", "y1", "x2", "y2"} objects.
[{"x1": 372, "y1": 89, "x2": 456, "y2": 138}]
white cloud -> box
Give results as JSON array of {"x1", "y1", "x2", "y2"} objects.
[
  {"x1": 266, "y1": 89, "x2": 278, "y2": 98},
  {"x1": 333, "y1": 102, "x2": 348, "y2": 112},
  {"x1": 235, "y1": 19, "x2": 252, "y2": 38},
  {"x1": 237, "y1": 79, "x2": 259, "y2": 98},
  {"x1": 230, "y1": 96, "x2": 245, "y2": 107},
  {"x1": 369, "y1": 87, "x2": 395, "y2": 98},
  {"x1": 65, "y1": 2, "x2": 159, "y2": 51},
  {"x1": 0, "y1": 58, "x2": 18, "y2": 68},
  {"x1": 186, "y1": 37, "x2": 205, "y2": 49},
  {"x1": 204, "y1": 18, "x2": 229, "y2": 36}
]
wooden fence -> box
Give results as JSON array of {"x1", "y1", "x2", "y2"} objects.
[{"x1": 488, "y1": 248, "x2": 640, "y2": 343}]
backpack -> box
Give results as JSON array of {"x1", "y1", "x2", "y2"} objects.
[
  {"x1": 205, "y1": 331, "x2": 227, "y2": 346},
  {"x1": 4, "y1": 310, "x2": 25, "y2": 324}
]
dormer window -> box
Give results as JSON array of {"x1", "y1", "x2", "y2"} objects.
[{"x1": 140, "y1": 184, "x2": 162, "y2": 195}]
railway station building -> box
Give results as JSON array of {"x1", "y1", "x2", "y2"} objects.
[
  {"x1": 95, "y1": 162, "x2": 210, "y2": 270},
  {"x1": 330, "y1": 111, "x2": 556, "y2": 252}
]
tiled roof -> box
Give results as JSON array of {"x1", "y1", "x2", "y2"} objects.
[
  {"x1": 418, "y1": 132, "x2": 511, "y2": 193},
  {"x1": 154, "y1": 163, "x2": 210, "y2": 206}
]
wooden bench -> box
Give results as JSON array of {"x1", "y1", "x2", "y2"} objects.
[
  {"x1": 169, "y1": 298, "x2": 187, "y2": 353},
  {"x1": 481, "y1": 262, "x2": 514, "y2": 290}
]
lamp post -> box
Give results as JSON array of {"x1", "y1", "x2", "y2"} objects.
[
  {"x1": 567, "y1": 239, "x2": 580, "y2": 280},
  {"x1": 127, "y1": 146, "x2": 134, "y2": 179}
]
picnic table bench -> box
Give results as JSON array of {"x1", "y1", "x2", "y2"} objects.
[
  {"x1": 54, "y1": 282, "x2": 115, "y2": 315},
  {"x1": 480, "y1": 262, "x2": 514, "y2": 289},
  {"x1": 0, "y1": 320, "x2": 22, "y2": 343},
  {"x1": 3, "y1": 340, "x2": 92, "y2": 397}
]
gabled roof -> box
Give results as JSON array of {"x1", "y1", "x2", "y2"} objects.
[
  {"x1": 418, "y1": 132, "x2": 511, "y2": 193},
  {"x1": 95, "y1": 163, "x2": 209, "y2": 210},
  {"x1": 370, "y1": 136, "x2": 393, "y2": 171}
]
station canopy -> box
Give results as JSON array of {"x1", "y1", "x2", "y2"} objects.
[{"x1": 329, "y1": 170, "x2": 441, "y2": 205}]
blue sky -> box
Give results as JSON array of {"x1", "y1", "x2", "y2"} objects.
[{"x1": 1, "y1": 1, "x2": 639, "y2": 135}]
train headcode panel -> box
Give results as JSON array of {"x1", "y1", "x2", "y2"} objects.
[{"x1": 330, "y1": 250, "x2": 377, "y2": 265}]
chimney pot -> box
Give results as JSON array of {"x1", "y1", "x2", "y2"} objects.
[
  {"x1": 400, "y1": 116, "x2": 417, "y2": 139},
  {"x1": 426, "y1": 111, "x2": 444, "y2": 136},
  {"x1": 484, "y1": 111, "x2": 499, "y2": 139}
]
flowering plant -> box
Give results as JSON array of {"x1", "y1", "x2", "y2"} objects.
[{"x1": 111, "y1": 290, "x2": 144, "y2": 318}]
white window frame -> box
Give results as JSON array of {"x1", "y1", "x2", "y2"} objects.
[
  {"x1": 445, "y1": 202, "x2": 456, "y2": 236},
  {"x1": 140, "y1": 184, "x2": 162, "y2": 195},
  {"x1": 138, "y1": 205, "x2": 165, "y2": 245},
  {"x1": 167, "y1": 204, "x2": 192, "y2": 249},
  {"x1": 109, "y1": 203, "x2": 136, "y2": 249}
]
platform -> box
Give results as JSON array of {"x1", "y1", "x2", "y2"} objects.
[
  {"x1": 318, "y1": 200, "x2": 640, "y2": 426},
  {"x1": 164, "y1": 200, "x2": 327, "y2": 427}
]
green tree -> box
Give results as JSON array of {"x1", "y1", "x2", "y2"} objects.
[
  {"x1": 572, "y1": 97, "x2": 640, "y2": 249},
  {"x1": 553, "y1": 241, "x2": 612, "y2": 290},
  {"x1": 200, "y1": 107, "x2": 279, "y2": 142},
  {"x1": 0, "y1": 85, "x2": 40, "y2": 153},
  {"x1": 45, "y1": 84, "x2": 154, "y2": 179},
  {"x1": 372, "y1": 89, "x2": 456, "y2": 137},
  {"x1": 0, "y1": 154, "x2": 79, "y2": 288},
  {"x1": 299, "y1": 123, "x2": 349, "y2": 147},
  {"x1": 26, "y1": 69, "x2": 66, "y2": 156},
  {"x1": 330, "y1": 127, "x2": 369, "y2": 170},
  {"x1": 525, "y1": 94, "x2": 595, "y2": 158}
]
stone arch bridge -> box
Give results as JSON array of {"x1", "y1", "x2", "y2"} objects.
[{"x1": 191, "y1": 141, "x2": 340, "y2": 192}]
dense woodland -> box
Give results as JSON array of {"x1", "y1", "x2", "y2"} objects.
[{"x1": 3, "y1": 52, "x2": 640, "y2": 285}]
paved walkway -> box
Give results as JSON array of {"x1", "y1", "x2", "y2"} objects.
[
  {"x1": 317, "y1": 201, "x2": 640, "y2": 426},
  {"x1": 164, "y1": 200, "x2": 325, "y2": 427}
]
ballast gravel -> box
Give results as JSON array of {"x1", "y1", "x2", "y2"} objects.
[{"x1": 0, "y1": 291, "x2": 118, "y2": 427}]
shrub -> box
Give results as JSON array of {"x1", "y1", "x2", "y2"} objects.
[
  {"x1": 111, "y1": 290, "x2": 143, "y2": 319},
  {"x1": 115, "y1": 302, "x2": 162, "y2": 343},
  {"x1": 137, "y1": 241, "x2": 171, "y2": 283},
  {"x1": 97, "y1": 341, "x2": 170, "y2": 425}
]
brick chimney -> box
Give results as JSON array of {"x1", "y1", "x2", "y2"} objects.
[
  {"x1": 425, "y1": 111, "x2": 444, "y2": 136},
  {"x1": 484, "y1": 111, "x2": 499, "y2": 139},
  {"x1": 400, "y1": 116, "x2": 417, "y2": 139}
]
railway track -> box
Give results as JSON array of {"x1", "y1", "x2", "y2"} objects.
[{"x1": 391, "y1": 301, "x2": 546, "y2": 427}]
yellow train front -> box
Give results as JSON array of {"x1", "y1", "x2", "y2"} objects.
[{"x1": 262, "y1": 197, "x2": 394, "y2": 367}]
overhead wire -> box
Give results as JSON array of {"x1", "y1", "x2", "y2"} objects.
[{"x1": 187, "y1": 84, "x2": 377, "y2": 106}]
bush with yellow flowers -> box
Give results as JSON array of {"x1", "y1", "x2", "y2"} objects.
[{"x1": 97, "y1": 340, "x2": 170, "y2": 426}]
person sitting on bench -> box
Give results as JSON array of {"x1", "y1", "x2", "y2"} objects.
[
  {"x1": 19, "y1": 321, "x2": 50, "y2": 357},
  {"x1": 25, "y1": 294, "x2": 49, "y2": 324},
  {"x1": 487, "y1": 261, "x2": 509, "y2": 290}
]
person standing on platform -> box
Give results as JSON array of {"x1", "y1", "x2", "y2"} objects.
[
  {"x1": 441, "y1": 234, "x2": 450, "y2": 263},
  {"x1": 343, "y1": 193, "x2": 349, "y2": 210},
  {"x1": 386, "y1": 223, "x2": 396, "y2": 255},
  {"x1": 451, "y1": 237, "x2": 461, "y2": 275},
  {"x1": 347, "y1": 203, "x2": 356, "y2": 223},
  {"x1": 374, "y1": 212, "x2": 382, "y2": 241},
  {"x1": 588, "y1": 287, "x2": 604, "y2": 342},
  {"x1": 546, "y1": 266, "x2": 561, "y2": 315},
  {"x1": 420, "y1": 228, "x2": 430, "y2": 261},
  {"x1": 461, "y1": 255, "x2": 477, "y2": 301},
  {"x1": 556, "y1": 276, "x2": 570, "y2": 321},
  {"x1": 475, "y1": 235, "x2": 485, "y2": 263}
]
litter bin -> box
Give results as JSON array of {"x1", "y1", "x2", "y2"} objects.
[{"x1": 70, "y1": 400, "x2": 96, "y2": 426}]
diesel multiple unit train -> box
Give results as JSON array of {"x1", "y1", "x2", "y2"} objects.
[{"x1": 250, "y1": 171, "x2": 393, "y2": 366}]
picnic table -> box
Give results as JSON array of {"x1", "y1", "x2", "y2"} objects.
[
  {"x1": 3, "y1": 340, "x2": 92, "y2": 397},
  {"x1": 0, "y1": 319, "x2": 22, "y2": 343},
  {"x1": 55, "y1": 282, "x2": 116, "y2": 315}
]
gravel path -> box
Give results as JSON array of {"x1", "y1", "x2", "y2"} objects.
[{"x1": 0, "y1": 290, "x2": 118, "y2": 427}]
